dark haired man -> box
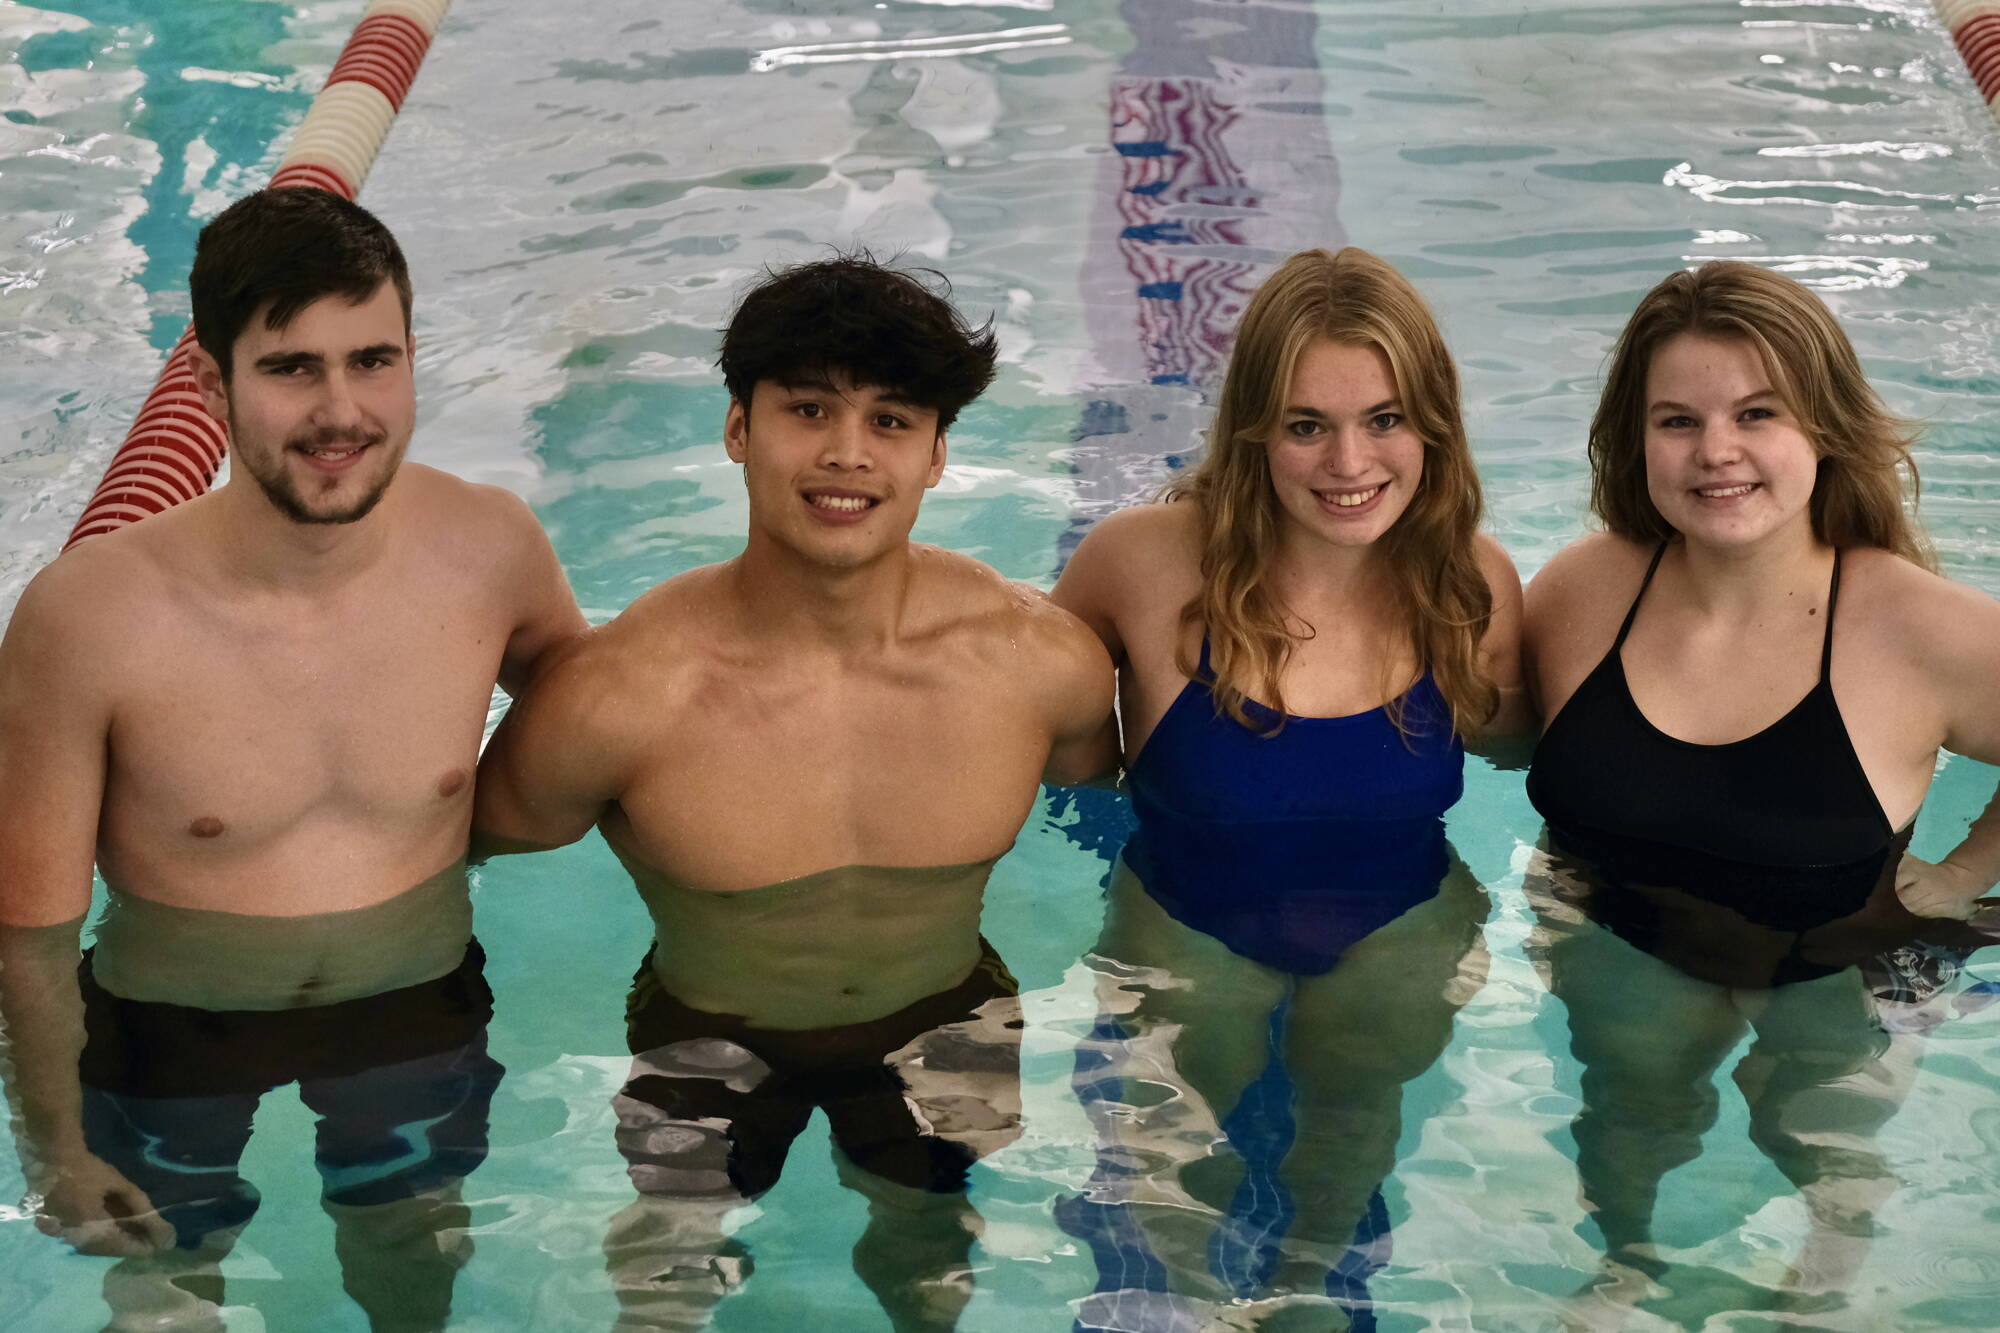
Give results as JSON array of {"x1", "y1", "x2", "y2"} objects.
[
  {"x1": 474, "y1": 255, "x2": 1116, "y2": 1329},
  {"x1": 0, "y1": 187, "x2": 583, "y2": 1329}
]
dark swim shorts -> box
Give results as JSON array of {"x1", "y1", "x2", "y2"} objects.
[
  {"x1": 77, "y1": 941, "x2": 505, "y2": 1249},
  {"x1": 615, "y1": 942, "x2": 1024, "y2": 1200}
]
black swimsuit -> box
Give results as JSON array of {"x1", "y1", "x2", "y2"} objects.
[{"x1": 1527, "y1": 544, "x2": 1911, "y2": 985}]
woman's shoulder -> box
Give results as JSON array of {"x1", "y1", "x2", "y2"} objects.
[
  {"x1": 1060, "y1": 498, "x2": 1202, "y2": 599},
  {"x1": 1075, "y1": 497, "x2": 1202, "y2": 561},
  {"x1": 1840, "y1": 546, "x2": 2000, "y2": 659},
  {"x1": 1523, "y1": 530, "x2": 1657, "y2": 631}
]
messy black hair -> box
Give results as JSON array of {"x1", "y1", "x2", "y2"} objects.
[
  {"x1": 190, "y1": 187, "x2": 412, "y2": 378},
  {"x1": 717, "y1": 251, "x2": 998, "y2": 432}
]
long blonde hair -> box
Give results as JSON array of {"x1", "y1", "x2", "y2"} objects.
[
  {"x1": 1589, "y1": 260, "x2": 1934, "y2": 568},
  {"x1": 1165, "y1": 247, "x2": 1497, "y2": 737}
]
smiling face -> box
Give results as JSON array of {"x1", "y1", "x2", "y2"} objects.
[
  {"x1": 725, "y1": 371, "x2": 946, "y2": 570},
  {"x1": 195, "y1": 280, "x2": 414, "y2": 526},
  {"x1": 1263, "y1": 339, "x2": 1424, "y2": 552},
  {"x1": 1642, "y1": 332, "x2": 1819, "y2": 552}
]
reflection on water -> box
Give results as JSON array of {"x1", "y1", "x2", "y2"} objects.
[{"x1": 1062, "y1": 0, "x2": 1344, "y2": 564}]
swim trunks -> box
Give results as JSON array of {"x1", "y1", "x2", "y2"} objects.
[
  {"x1": 1122, "y1": 638, "x2": 1464, "y2": 974},
  {"x1": 78, "y1": 941, "x2": 504, "y2": 1248},
  {"x1": 615, "y1": 941, "x2": 1022, "y2": 1199},
  {"x1": 1527, "y1": 545, "x2": 1911, "y2": 986}
]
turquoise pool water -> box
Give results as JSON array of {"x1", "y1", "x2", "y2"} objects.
[{"x1": 4, "y1": 1, "x2": 2000, "y2": 1329}]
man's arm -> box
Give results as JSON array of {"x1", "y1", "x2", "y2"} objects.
[
  {"x1": 473, "y1": 635, "x2": 630, "y2": 859},
  {"x1": 0, "y1": 562, "x2": 170, "y2": 1254},
  {"x1": 1030, "y1": 599, "x2": 1121, "y2": 787},
  {"x1": 486, "y1": 487, "x2": 588, "y2": 698}
]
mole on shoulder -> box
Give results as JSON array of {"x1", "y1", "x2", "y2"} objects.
[
  {"x1": 437, "y1": 768, "x2": 469, "y2": 799},
  {"x1": 188, "y1": 816, "x2": 225, "y2": 839}
]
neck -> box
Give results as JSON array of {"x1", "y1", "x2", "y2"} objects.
[
  {"x1": 1673, "y1": 519, "x2": 1830, "y2": 618},
  {"x1": 205, "y1": 475, "x2": 392, "y2": 590},
  {"x1": 728, "y1": 531, "x2": 919, "y2": 652},
  {"x1": 1266, "y1": 526, "x2": 1391, "y2": 626}
]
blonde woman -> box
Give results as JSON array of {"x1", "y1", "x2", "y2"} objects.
[
  {"x1": 1524, "y1": 261, "x2": 2000, "y2": 1316},
  {"x1": 1054, "y1": 247, "x2": 1527, "y2": 1321}
]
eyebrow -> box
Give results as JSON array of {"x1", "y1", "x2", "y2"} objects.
[
  {"x1": 1287, "y1": 398, "x2": 1400, "y2": 419},
  {"x1": 251, "y1": 343, "x2": 405, "y2": 372},
  {"x1": 776, "y1": 377, "x2": 916, "y2": 407},
  {"x1": 1650, "y1": 388, "x2": 1778, "y2": 413}
]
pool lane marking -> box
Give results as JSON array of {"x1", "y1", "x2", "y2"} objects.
[{"x1": 66, "y1": 0, "x2": 453, "y2": 548}]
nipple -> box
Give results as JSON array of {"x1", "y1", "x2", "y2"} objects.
[
  {"x1": 188, "y1": 816, "x2": 225, "y2": 839},
  {"x1": 437, "y1": 769, "x2": 469, "y2": 799}
]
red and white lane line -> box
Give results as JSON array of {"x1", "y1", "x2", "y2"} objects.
[
  {"x1": 1937, "y1": 1, "x2": 2000, "y2": 117},
  {"x1": 65, "y1": 0, "x2": 453, "y2": 549}
]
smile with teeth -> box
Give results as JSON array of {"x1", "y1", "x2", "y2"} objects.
[
  {"x1": 1316, "y1": 484, "x2": 1384, "y2": 507},
  {"x1": 807, "y1": 493, "x2": 876, "y2": 512},
  {"x1": 1696, "y1": 483, "x2": 1758, "y2": 499},
  {"x1": 300, "y1": 445, "x2": 365, "y2": 460}
]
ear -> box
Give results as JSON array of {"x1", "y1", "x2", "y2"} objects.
[
  {"x1": 925, "y1": 430, "x2": 947, "y2": 489},
  {"x1": 189, "y1": 343, "x2": 230, "y2": 423},
  {"x1": 723, "y1": 398, "x2": 750, "y2": 464}
]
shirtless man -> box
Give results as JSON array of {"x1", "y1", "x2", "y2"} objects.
[
  {"x1": 473, "y1": 255, "x2": 1117, "y2": 1330},
  {"x1": 0, "y1": 188, "x2": 583, "y2": 1330}
]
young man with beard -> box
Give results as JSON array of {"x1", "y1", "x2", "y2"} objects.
[
  {"x1": 473, "y1": 256, "x2": 1117, "y2": 1329},
  {"x1": 0, "y1": 188, "x2": 583, "y2": 1330}
]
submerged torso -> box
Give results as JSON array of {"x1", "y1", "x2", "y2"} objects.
[
  {"x1": 90, "y1": 860, "x2": 472, "y2": 1010},
  {"x1": 612, "y1": 843, "x2": 997, "y2": 1030}
]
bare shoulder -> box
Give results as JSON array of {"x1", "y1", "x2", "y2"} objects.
[
  {"x1": 1068, "y1": 500, "x2": 1200, "y2": 579},
  {"x1": 397, "y1": 464, "x2": 545, "y2": 546},
  {"x1": 916, "y1": 547, "x2": 1111, "y2": 679},
  {"x1": 1474, "y1": 531, "x2": 1522, "y2": 600},
  {"x1": 1841, "y1": 547, "x2": 2000, "y2": 665},
  {"x1": 1524, "y1": 530, "x2": 1654, "y2": 631},
  {"x1": 4, "y1": 522, "x2": 177, "y2": 655},
  {"x1": 559, "y1": 567, "x2": 708, "y2": 679}
]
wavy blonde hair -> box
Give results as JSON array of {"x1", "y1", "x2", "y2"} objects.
[
  {"x1": 1589, "y1": 260, "x2": 1934, "y2": 569},
  {"x1": 1165, "y1": 247, "x2": 1497, "y2": 738}
]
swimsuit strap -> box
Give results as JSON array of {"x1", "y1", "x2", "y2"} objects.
[
  {"x1": 1610, "y1": 542, "x2": 1671, "y2": 652},
  {"x1": 1820, "y1": 547, "x2": 1843, "y2": 682}
]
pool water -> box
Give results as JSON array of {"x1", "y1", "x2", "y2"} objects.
[{"x1": 4, "y1": 0, "x2": 2000, "y2": 1329}]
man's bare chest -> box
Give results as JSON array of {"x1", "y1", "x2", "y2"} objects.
[{"x1": 103, "y1": 603, "x2": 507, "y2": 845}]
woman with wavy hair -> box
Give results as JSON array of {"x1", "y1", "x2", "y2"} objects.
[
  {"x1": 1523, "y1": 260, "x2": 2000, "y2": 1320},
  {"x1": 1054, "y1": 247, "x2": 1527, "y2": 1323}
]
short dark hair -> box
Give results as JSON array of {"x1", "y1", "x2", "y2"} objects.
[
  {"x1": 717, "y1": 252, "x2": 998, "y2": 432},
  {"x1": 189, "y1": 188, "x2": 412, "y2": 378}
]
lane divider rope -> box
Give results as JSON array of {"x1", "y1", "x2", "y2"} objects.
[
  {"x1": 1937, "y1": 1, "x2": 2000, "y2": 115},
  {"x1": 65, "y1": 0, "x2": 453, "y2": 549}
]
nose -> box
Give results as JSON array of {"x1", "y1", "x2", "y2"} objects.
[
  {"x1": 1320, "y1": 425, "x2": 1371, "y2": 479},
  {"x1": 313, "y1": 367, "x2": 366, "y2": 433},
  {"x1": 1691, "y1": 420, "x2": 1743, "y2": 468},
  {"x1": 817, "y1": 411, "x2": 873, "y2": 471}
]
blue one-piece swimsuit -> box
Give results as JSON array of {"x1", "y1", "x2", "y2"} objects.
[{"x1": 1121, "y1": 640, "x2": 1465, "y2": 975}]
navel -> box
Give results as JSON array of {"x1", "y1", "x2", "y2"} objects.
[
  {"x1": 188, "y1": 816, "x2": 225, "y2": 839},
  {"x1": 437, "y1": 768, "x2": 469, "y2": 799}
]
